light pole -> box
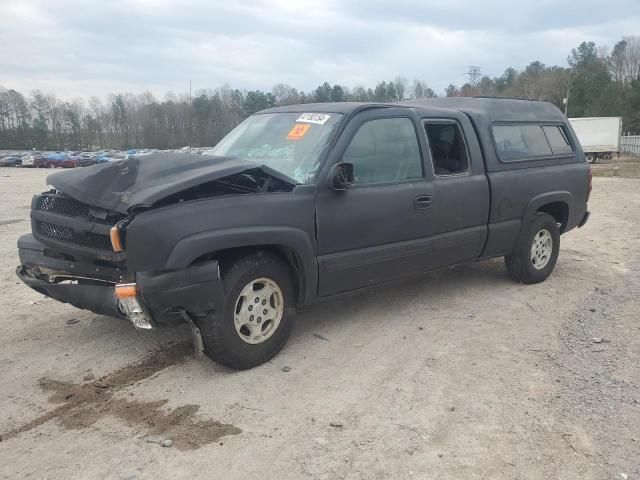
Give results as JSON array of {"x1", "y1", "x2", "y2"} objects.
[{"x1": 563, "y1": 75, "x2": 571, "y2": 116}]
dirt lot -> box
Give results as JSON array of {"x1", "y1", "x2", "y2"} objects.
[
  {"x1": 0, "y1": 168, "x2": 639, "y2": 480},
  {"x1": 591, "y1": 154, "x2": 640, "y2": 178}
]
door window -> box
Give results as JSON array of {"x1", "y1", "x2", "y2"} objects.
[
  {"x1": 423, "y1": 121, "x2": 470, "y2": 175},
  {"x1": 341, "y1": 117, "x2": 423, "y2": 185}
]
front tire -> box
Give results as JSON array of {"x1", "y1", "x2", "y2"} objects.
[
  {"x1": 505, "y1": 213, "x2": 560, "y2": 284},
  {"x1": 198, "y1": 252, "x2": 296, "y2": 370}
]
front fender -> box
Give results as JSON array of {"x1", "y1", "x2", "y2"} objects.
[
  {"x1": 165, "y1": 226, "x2": 317, "y2": 305},
  {"x1": 125, "y1": 190, "x2": 318, "y2": 303}
]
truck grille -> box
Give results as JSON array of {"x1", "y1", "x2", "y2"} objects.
[
  {"x1": 36, "y1": 220, "x2": 114, "y2": 251},
  {"x1": 32, "y1": 193, "x2": 124, "y2": 253},
  {"x1": 37, "y1": 195, "x2": 90, "y2": 218}
]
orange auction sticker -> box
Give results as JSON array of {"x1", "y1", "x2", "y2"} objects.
[{"x1": 287, "y1": 123, "x2": 311, "y2": 140}]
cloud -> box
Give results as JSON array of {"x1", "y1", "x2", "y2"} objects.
[{"x1": 0, "y1": 0, "x2": 638, "y2": 98}]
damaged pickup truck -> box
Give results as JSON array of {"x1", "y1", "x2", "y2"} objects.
[{"x1": 17, "y1": 98, "x2": 591, "y2": 369}]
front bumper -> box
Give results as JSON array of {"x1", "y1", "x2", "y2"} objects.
[
  {"x1": 17, "y1": 234, "x2": 225, "y2": 328},
  {"x1": 17, "y1": 265, "x2": 124, "y2": 319}
]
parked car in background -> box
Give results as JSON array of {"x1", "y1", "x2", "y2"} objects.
[
  {"x1": 33, "y1": 156, "x2": 47, "y2": 168},
  {"x1": 125, "y1": 149, "x2": 156, "y2": 159},
  {"x1": 21, "y1": 152, "x2": 43, "y2": 168},
  {"x1": 77, "y1": 155, "x2": 98, "y2": 167},
  {"x1": 41, "y1": 152, "x2": 68, "y2": 168},
  {"x1": 0, "y1": 155, "x2": 22, "y2": 167},
  {"x1": 60, "y1": 159, "x2": 73, "y2": 168},
  {"x1": 568, "y1": 117, "x2": 622, "y2": 164},
  {"x1": 33, "y1": 156, "x2": 53, "y2": 168},
  {"x1": 61, "y1": 156, "x2": 82, "y2": 168}
]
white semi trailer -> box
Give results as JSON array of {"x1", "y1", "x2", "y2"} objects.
[{"x1": 568, "y1": 117, "x2": 622, "y2": 164}]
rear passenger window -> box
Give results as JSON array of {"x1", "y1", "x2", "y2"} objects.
[
  {"x1": 492, "y1": 125, "x2": 552, "y2": 161},
  {"x1": 342, "y1": 118, "x2": 423, "y2": 185},
  {"x1": 423, "y1": 121, "x2": 469, "y2": 175},
  {"x1": 543, "y1": 126, "x2": 573, "y2": 155}
]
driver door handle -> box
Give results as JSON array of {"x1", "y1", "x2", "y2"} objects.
[{"x1": 414, "y1": 195, "x2": 433, "y2": 209}]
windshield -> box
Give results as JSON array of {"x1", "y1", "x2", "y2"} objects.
[{"x1": 209, "y1": 112, "x2": 343, "y2": 184}]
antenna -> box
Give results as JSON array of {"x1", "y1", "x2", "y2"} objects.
[
  {"x1": 467, "y1": 66, "x2": 482, "y2": 87},
  {"x1": 189, "y1": 80, "x2": 192, "y2": 153}
]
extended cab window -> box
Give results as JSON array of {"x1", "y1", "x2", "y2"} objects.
[
  {"x1": 342, "y1": 117, "x2": 422, "y2": 185},
  {"x1": 543, "y1": 125, "x2": 573, "y2": 155},
  {"x1": 423, "y1": 121, "x2": 469, "y2": 175},
  {"x1": 492, "y1": 124, "x2": 552, "y2": 161}
]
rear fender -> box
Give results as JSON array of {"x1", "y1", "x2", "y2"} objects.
[{"x1": 516, "y1": 191, "x2": 573, "y2": 246}]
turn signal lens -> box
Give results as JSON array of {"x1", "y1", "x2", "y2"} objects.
[
  {"x1": 115, "y1": 283, "x2": 137, "y2": 299},
  {"x1": 110, "y1": 225, "x2": 123, "y2": 252}
]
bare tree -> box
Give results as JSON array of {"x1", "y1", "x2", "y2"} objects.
[
  {"x1": 622, "y1": 35, "x2": 640, "y2": 83},
  {"x1": 394, "y1": 76, "x2": 409, "y2": 100},
  {"x1": 272, "y1": 83, "x2": 300, "y2": 105}
]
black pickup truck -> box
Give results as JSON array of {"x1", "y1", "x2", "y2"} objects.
[{"x1": 17, "y1": 97, "x2": 591, "y2": 369}]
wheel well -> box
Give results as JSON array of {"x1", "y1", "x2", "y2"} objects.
[
  {"x1": 194, "y1": 245, "x2": 304, "y2": 305},
  {"x1": 537, "y1": 202, "x2": 569, "y2": 233}
]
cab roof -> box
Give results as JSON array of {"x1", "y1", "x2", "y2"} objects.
[
  {"x1": 399, "y1": 97, "x2": 566, "y2": 124},
  {"x1": 260, "y1": 97, "x2": 566, "y2": 124},
  {"x1": 259, "y1": 102, "x2": 385, "y2": 115}
]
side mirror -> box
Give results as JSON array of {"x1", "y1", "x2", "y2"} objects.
[{"x1": 329, "y1": 162, "x2": 354, "y2": 191}]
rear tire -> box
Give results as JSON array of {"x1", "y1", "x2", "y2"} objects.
[
  {"x1": 505, "y1": 213, "x2": 560, "y2": 284},
  {"x1": 198, "y1": 251, "x2": 296, "y2": 370},
  {"x1": 585, "y1": 154, "x2": 597, "y2": 164}
]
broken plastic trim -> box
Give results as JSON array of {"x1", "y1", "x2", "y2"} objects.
[{"x1": 179, "y1": 309, "x2": 205, "y2": 361}]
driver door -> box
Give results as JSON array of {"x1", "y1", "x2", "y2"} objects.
[{"x1": 315, "y1": 109, "x2": 435, "y2": 296}]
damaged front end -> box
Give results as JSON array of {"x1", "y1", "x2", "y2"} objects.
[
  {"x1": 16, "y1": 154, "x2": 294, "y2": 331},
  {"x1": 17, "y1": 190, "x2": 227, "y2": 330},
  {"x1": 17, "y1": 242, "x2": 127, "y2": 321},
  {"x1": 18, "y1": 192, "x2": 130, "y2": 320}
]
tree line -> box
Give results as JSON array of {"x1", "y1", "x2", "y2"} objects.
[{"x1": 1, "y1": 35, "x2": 639, "y2": 151}]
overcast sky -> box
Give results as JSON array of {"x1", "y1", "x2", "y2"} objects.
[{"x1": 1, "y1": 0, "x2": 639, "y2": 99}]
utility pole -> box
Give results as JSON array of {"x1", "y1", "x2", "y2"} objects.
[
  {"x1": 189, "y1": 80, "x2": 192, "y2": 153},
  {"x1": 563, "y1": 82, "x2": 570, "y2": 116},
  {"x1": 467, "y1": 66, "x2": 482, "y2": 87}
]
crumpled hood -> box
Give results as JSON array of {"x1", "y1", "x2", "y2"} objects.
[{"x1": 47, "y1": 153, "x2": 296, "y2": 214}]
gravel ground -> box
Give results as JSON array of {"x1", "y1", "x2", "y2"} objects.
[{"x1": 0, "y1": 169, "x2": 639, "y2": 480}]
